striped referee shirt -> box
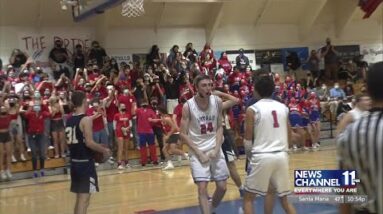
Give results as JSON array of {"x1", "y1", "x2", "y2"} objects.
[{"x1": 337, "y1": 108, "x2": 383, "y2": 214}]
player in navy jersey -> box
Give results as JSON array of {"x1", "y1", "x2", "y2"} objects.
[{"x1": 65, "y1": 91, "x2": 111, "y2": 214}]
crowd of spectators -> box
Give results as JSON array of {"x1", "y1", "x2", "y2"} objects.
[{"x1": 0, "y1": 38, "x2": 369, "y2": 181}]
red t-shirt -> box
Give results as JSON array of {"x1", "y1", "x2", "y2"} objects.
[
  {"x1": 118, "y1": 95, "x2": 136, "y2": 116},
  {"x1": 173, "y1": 103, "x2": 183, "y2": 127},
  {"x1": 24, "y1": 111, "x2": 50, "y2": 134},
  {"x1": 115, "y1": 80, "x2": 131, "y2": 93},
  {"x1": 86, "y1": 93, "x2": 94, "y2": 103},
  {"x1": 218, "y1": 58, "x2": 232, "y2": 74},
  {"x1": 152, "y1": 109, "x2": 162, "y2": 128},
  {"x1": 114, "y1": 112, "x2": 131, "y2": 138},
  {"x1": 0, "y1": 115, "x2": 11, "y2": 129},
  {"x1": 136, "y1": 107, "x2": 156, "y2": 134},
  {"x1": 93, "y1": 86, "x2": 107, "y2": 99},
  {"x1": 86, "y1": 107, "x2": 105, "y2": 132},
  {"x1": 105, "y1": 98, "x2": 119, "y2": 122}
]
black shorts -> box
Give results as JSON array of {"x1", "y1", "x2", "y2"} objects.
[
  {"x1": 51, "y1": 119, "x2": 65, "y2": 132},
  {"x1": 70, "y1": 160, "x2": 99, "y2": 194},
  {"x1": 222, "y1": 128, "x2": 236, "y2": 163},
  {"x1": 0, "y1": 132, "x2": 11, "y2": 143},
  {"x1": 166, "y1": 134, "x2": 179, "y2": 144}
]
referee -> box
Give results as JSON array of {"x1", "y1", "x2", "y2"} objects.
[{"x1": 337, "y1": 61, "x2": 383, "y2": 214}]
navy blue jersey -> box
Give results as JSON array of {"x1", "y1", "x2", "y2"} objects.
[{"x1": 65, "y1": 114, "x2": 93, "y2": 160}]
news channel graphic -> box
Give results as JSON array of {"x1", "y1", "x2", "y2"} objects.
[
  {"x1": 293, "y1": 170, "x2": 360, "y2": 194},
  {"x1": 287, "y1": 170, "x2": 368, "y2": 204}
]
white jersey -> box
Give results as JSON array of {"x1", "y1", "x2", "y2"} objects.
[
  {"x1": 349, "y1": 107, "x2": 365, "y2": 122},
  {"x1": 187, "y1": 95, "x2": 220, "y2": 152},
  {"x1": 248, "y1": 99, "x2": 289, "y2": 153}
]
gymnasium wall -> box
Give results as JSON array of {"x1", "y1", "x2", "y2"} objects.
[{"x1": 0, "y1": 18, "x2": 382, "y2": 65}]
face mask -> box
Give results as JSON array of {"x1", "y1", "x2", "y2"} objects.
[
  {"x1": 93, "y1": 103, "x2": 99, "y2": 108},
  {"x1": 33, "y1": 105, "x2": 41, "y2": 112},
  {"x1": 44, "y1": 92, "x2": 51, "y2": 97},
  {"x1": 121, "y1": 108, "x2": 126, "y2": 112},
  {"x1": 334, "y1": 85, "x2": 339, "y2": 89},
  {"x1": 123, "y1": 89, "x2": 129, "y2": 95},
  {"x1": 322, "y1": 86, "x2": 326, "y2": 90}
]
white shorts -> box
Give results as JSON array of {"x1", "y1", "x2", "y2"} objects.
[
  {"x1": 245, "y1": 152, "x2": 291, "y2": 197},
  {"x1": 189, "y1": 149, "x2": 229, "y2": 182}
]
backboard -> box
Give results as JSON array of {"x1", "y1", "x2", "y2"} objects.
[{"x1": 71, "y1": 0, "x2": 123, "y2": 22}]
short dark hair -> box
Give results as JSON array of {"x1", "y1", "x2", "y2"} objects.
[
  {"x1": 253, "y1": 71, "x2": 274, "y2": 98},
  {"x1": 71, "y1": 91, "x2": 86, "y2": 109},
  {"x1": 367, "y1": 62, "x2": 383, "y2": 101},
  {"x1": 193, "y1": 74, "x2": 211, "y2": 87}
]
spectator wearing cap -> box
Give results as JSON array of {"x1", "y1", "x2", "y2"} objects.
[
  {"x1": 88, "y1": 41, "x2": 108, "y2": 69},
  {"x1": 49, "y1": 40, "x2": 71, "y2": 80},
  {"x1": 236, "y1": 48, "x2": 249, "y2": 72}
]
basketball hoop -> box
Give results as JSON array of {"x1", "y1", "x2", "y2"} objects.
[{"x1": 121, "y1": 0, "x2": 145, "y2": 17}]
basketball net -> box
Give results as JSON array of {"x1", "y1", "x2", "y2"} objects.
[{"x1": 121, "y1": 0, "x2": 145, "y2": 17}]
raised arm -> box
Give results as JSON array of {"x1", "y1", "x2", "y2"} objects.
[
  {"x1": 210, "y1": 98, "x2": 223, "y2": 159},
  {"x1": 212, "y1": 90, "x2": 240, "y2": 110}
]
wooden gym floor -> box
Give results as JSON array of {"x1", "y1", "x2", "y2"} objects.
[{"x1": 0, "y1": 145, "x2": 337, "y2": 214}]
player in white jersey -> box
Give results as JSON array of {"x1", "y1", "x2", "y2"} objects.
[
  {"x1": 243, "y1": 72, "x2": 296, "y2": 214},
  {"x1": 336, "y1": 94, "x2": 371, "y2": 135},
  {"x1": 180, "y1": 75, "x2": 229, "y2": 214}
]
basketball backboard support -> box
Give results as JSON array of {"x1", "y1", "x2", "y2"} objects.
[{"x1": 72, "y1": 0, "x2": 123, "y2": 22}]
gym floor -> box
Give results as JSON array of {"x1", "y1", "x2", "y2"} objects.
[{"x1": 0, "y1": 145, "x2": 338, "y2": 214}]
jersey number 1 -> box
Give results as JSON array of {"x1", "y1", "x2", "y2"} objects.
[
  {"x1": 200, "y1": 122, "x2": 213, "y2": 134},
  {"x1": 271, "y1": 110, "x2": 280, "y2": 128},
  {"x1": 65, "y1": 127, "x2": 79, "y2": 145}
]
